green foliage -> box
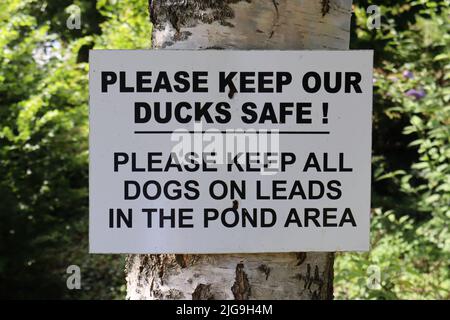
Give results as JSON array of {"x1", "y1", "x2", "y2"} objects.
[
  {"x1": 95, "y1": 0, "x2": 152, "y2": 49},
  {"x1": 335, "y1": 0, "x2": 450, "y2": 299},
  {"x1": 335, "y1": 209, "x2": 449, "y2": 299},
  {"x1": 0, "y1": 0, "x2": 149, "y2": 299}
]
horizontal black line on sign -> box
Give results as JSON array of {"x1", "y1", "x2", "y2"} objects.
[{"x1": 134, "y1": 131, "x2": 330, "y2": 135}]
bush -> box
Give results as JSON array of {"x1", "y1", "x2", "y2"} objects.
[{"x1": 334, "y1": 0, "x2": 450, "y2": 299}]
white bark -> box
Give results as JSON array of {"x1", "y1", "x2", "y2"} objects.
[{"x1": 126, "y1": 0, "x2": 353, "y2": 300}]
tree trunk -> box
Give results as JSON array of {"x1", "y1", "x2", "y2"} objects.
[{"x1": 126, "y1": 0, "x2": 353, "y2": 300}]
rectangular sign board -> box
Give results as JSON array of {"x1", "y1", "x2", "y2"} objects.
[{"x1": 89, "y1": 50, "x2": 373, "y2": 253}]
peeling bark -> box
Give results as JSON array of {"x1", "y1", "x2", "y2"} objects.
[
  {"x1": 126, "y1": 0, "x2": 352, "y2": 300},
  {"x1": 150, "y1": 0, "x2": 352, "y2": 49},
  {"x1": 192, "y1": 283, "x2": 214, "y2": 300},
  {"x1": 127, "y1": 253, "x2": 335, "y2": 300},
  {"x1": 231, "y1": 263, "x2": 251, "y2": 300},
  {"x1": 321, "y1": 0, "x2": 331, "y2": 17}
]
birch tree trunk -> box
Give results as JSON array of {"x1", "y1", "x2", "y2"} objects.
[{"x1": 126, "y1": 0, "x2": 353, "y2": 300}]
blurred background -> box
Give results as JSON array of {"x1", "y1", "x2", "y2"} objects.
[{"x1": 0, "y1": 0, "x2": 448, "y2": 299}]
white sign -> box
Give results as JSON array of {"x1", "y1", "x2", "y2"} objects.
[{"x1": 89, "y1": 50, "x2": 373, "y2": 253}]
